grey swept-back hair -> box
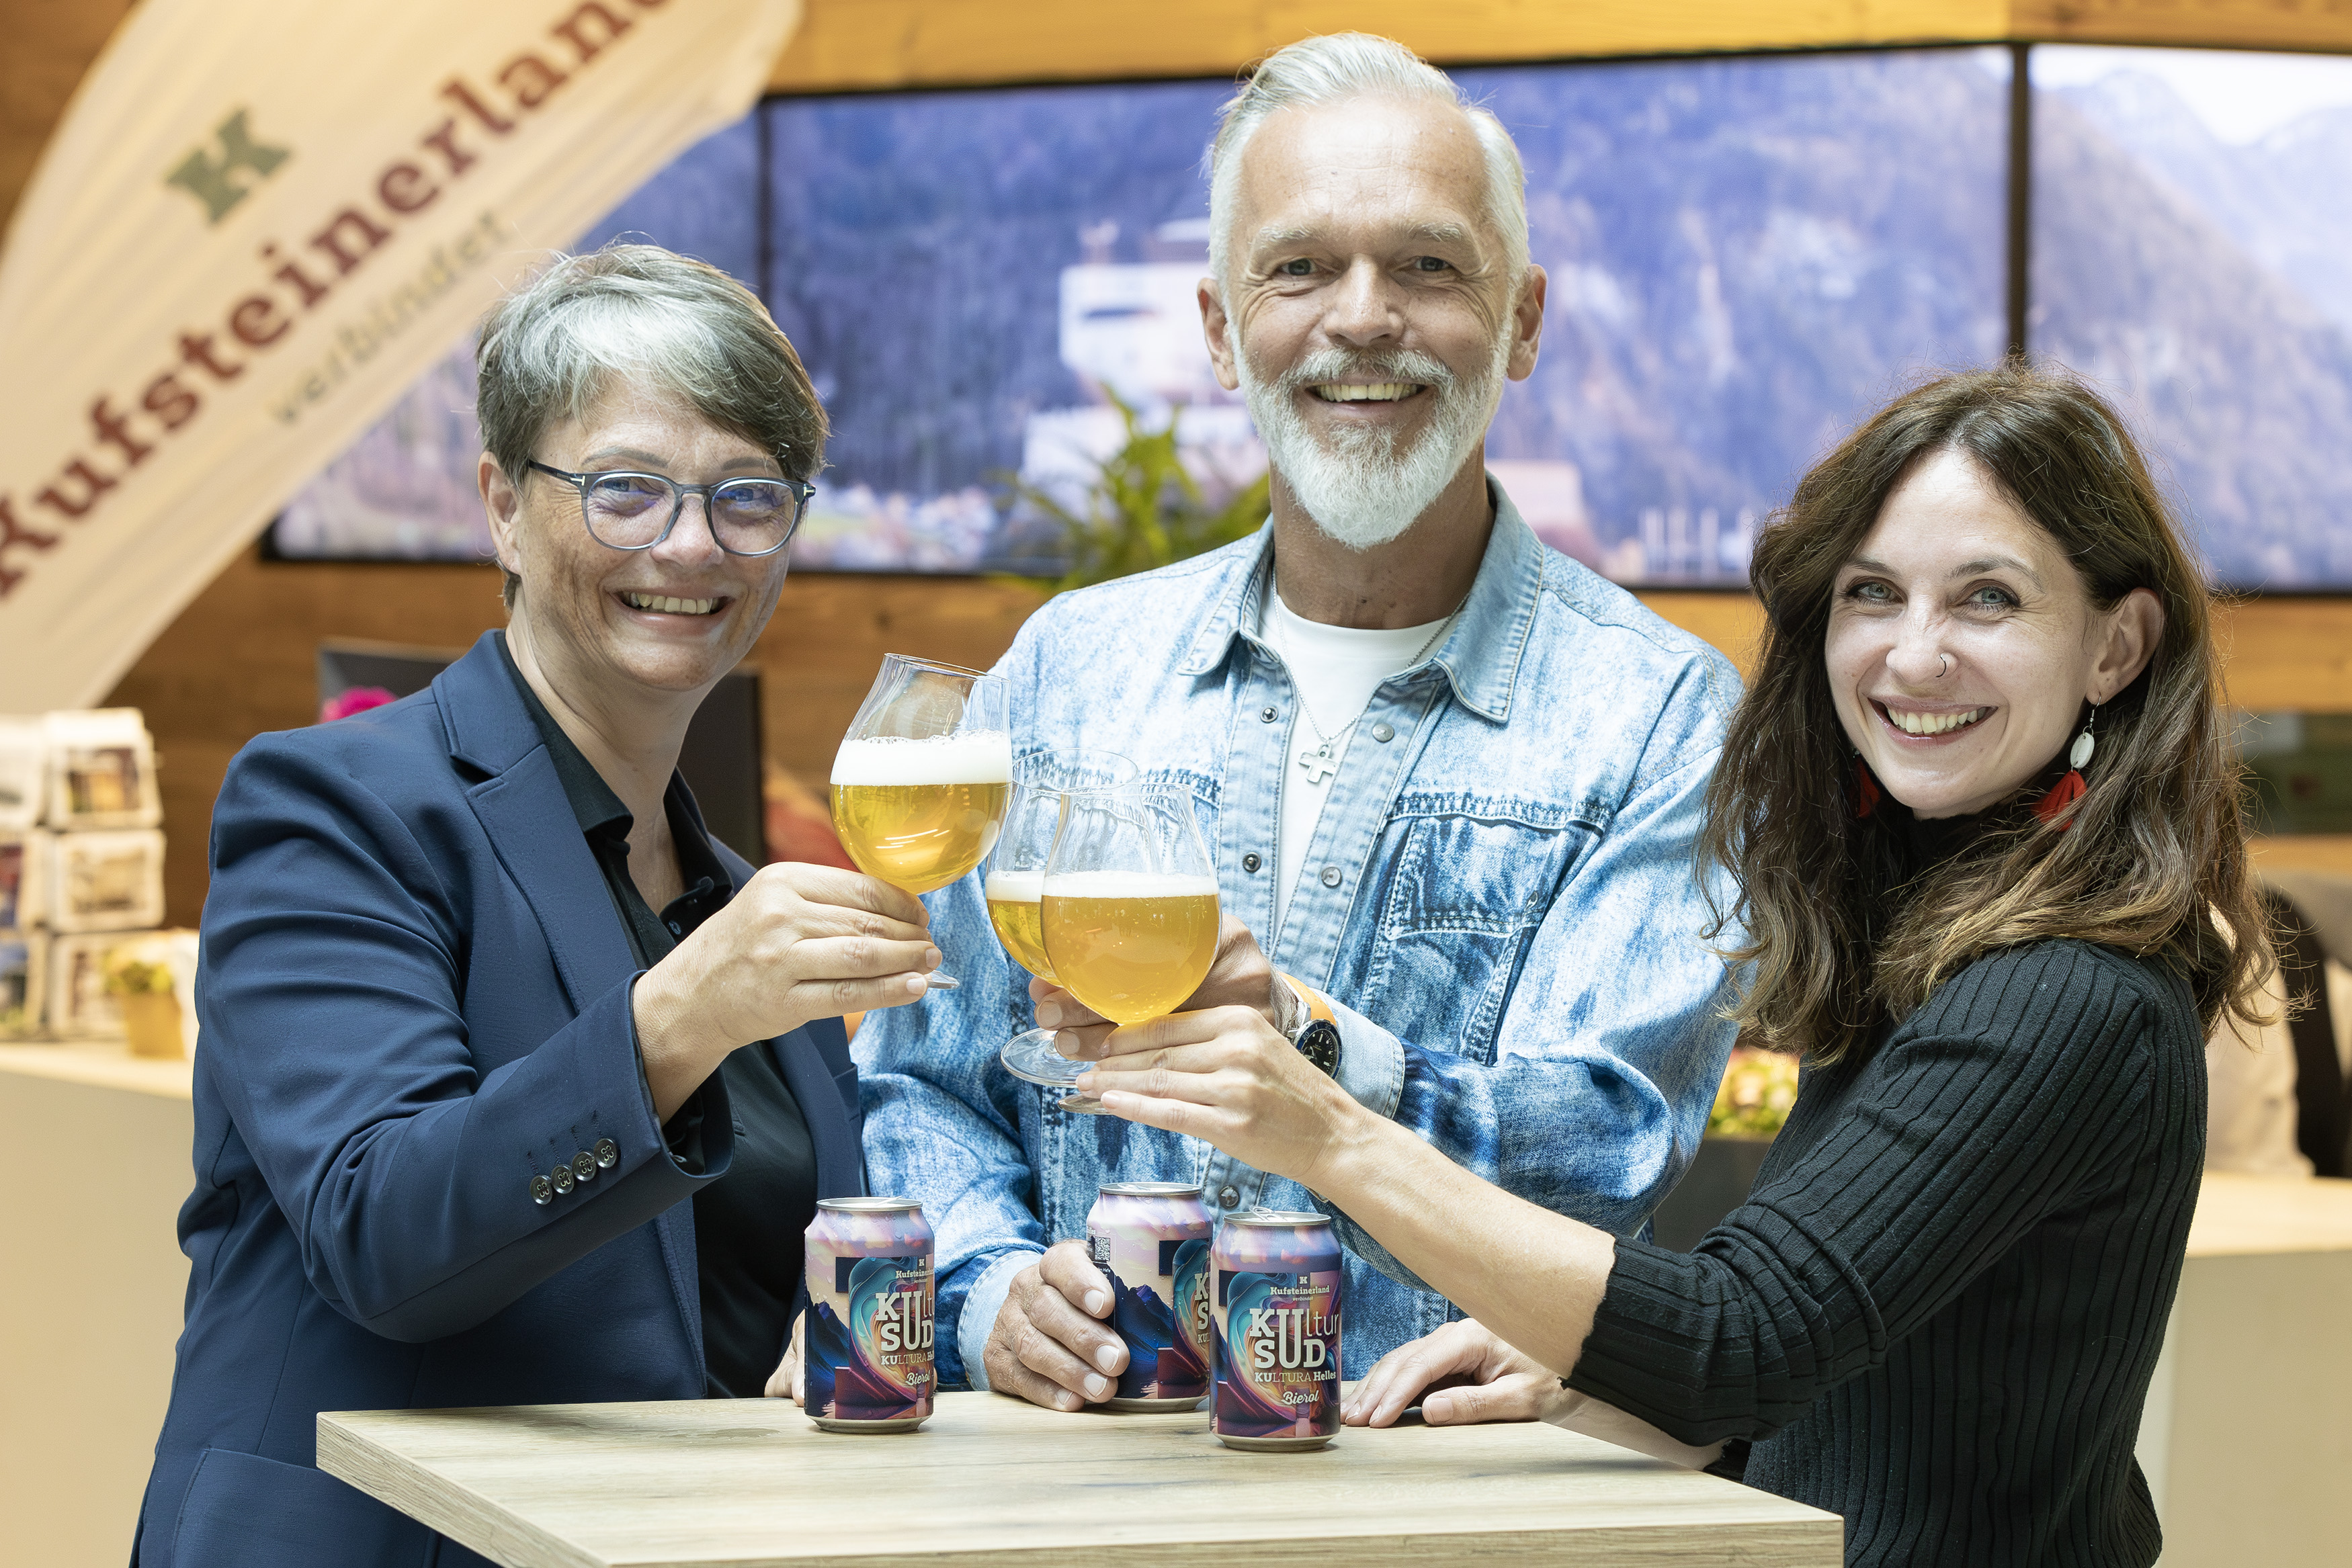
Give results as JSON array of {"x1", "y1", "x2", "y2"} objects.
[
  {"x1": 1206, "y1": 33, "x2": 1530, "y2": 290},
  {"x1": 475, "y1": 244, "x2": 825, "y2": 607}
]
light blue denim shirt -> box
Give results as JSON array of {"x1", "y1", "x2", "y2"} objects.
[{"x1": 858, "y1": 484, "x2": 1744, "y2": 1389}]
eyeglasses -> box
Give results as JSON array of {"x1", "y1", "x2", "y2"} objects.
[{"x1": 527, "y1": 461, "x2": 815, "y2": 558}]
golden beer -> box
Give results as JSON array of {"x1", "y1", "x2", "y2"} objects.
[
  {"x1": 984, "y1": 870, "x2": 1056, "y2": 980},
  {"x1": 1040, "y1": 872, "x2": 1221, "y2": 1025},
  {"x1": 831, "y1": 734, "x2": 1013, "y2": 895}
]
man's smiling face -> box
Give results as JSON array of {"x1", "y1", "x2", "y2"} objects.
[{"x1": 1202, "y1": 94, "x2": 1542, "y2": 548}]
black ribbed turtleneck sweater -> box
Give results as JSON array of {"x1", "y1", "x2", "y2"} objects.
[{"x1": 1568, "y1": 803, "x2": 2208, "y2": 1567}]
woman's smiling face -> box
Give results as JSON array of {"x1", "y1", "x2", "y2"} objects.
[{"x1": 1826, "y1": 447, "x2": 2162, "y2": 820}]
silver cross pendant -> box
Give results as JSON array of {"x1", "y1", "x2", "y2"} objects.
[{"x1": 1297, "y1": 740, "x2": 1338, "y2": 785}]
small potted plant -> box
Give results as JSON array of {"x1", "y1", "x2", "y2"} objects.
[
  {"x1": 1005, "y1": 392, "x2": 1271, "y2": 595},
  {"x1": 102, "y1": 945, "x2": 183, "y2": 1059}
]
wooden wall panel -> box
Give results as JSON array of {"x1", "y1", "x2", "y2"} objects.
[
  {"x1": 765, "y1": 0, "x2": 2352, "y2": 97},
  {"x1": 2011, "y1": 0, "x2": 2352, "y2": 52},
  {"x1": 767, "y1": 0, "x2": 2012, "y2": 94}
]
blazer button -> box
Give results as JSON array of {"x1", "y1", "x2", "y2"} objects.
[
  {"x1": 593, "y1": 1137, "x2": 619, "y2": 1168},
  {"x1": 1218, "y1": 1186, "x2": 1240, "y2": 1209},
  {"x1": 531, "y1": 1174, "x2": 554, "y2": 1207},
  {"x1": 572, "y1": 1151, "x2": 597, "y2": 1184},
  {"x1": 1242, "y1": 853, "x2": 1262, "y2": 873},
  {"x1": 552, "y1": 1164, "x2": 576, "y2": 1195},
  {"x1": 1320, "y1": 865, "x2": 1343, "y2": 888}
]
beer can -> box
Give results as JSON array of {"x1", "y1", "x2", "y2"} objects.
[
  {"x1": 1085, "y1": 1182, "x2": 1215, "y2": 1411},
  {"x1": 803, "y1": 1197, "x2": 935, "y2": 1433},
  {"x1": 1212, "y1": 1209, "x2": 1342, "y2": 1451}
]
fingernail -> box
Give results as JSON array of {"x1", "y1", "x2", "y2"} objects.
[
  {"x1": 1036, "y1": 1002, "x2": 1060, "y2": 1027},
  {"x1": 1085, "y1": 1290, "x2": 1108, "y2": 1315},
  {"x1": 925, "y1": 947, "x2": 941, "y2": 969},
  {"x1": 1059, "y1": 1391, "x2": 1080, "y2": 1411},
  {"x1": 905, "y1": 974, "x2": 927, "y2": 994},
  {"x1": 1093, "y1": 1343, "x2": 1121, "y2": 1374},
  {"x1": 1085, "y1": 1373, "x2": 1109, "y2": 1399}
]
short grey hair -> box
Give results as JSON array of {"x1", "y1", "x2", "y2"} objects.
[
  {"x1": 475, "y1": 244, "x2": 825, "y2": 607},
  {"x1": 1207, "y1": 34, "x2": 1530, "y2": 289}
]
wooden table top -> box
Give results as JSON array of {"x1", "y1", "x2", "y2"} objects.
[{"x1": 319, "y1": 1390, "x2": 1841, "y2": 1568}]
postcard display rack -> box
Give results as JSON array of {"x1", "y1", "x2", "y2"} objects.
[{"x1": 0, "y1": 711, "x2": 185, "y2": 1047}]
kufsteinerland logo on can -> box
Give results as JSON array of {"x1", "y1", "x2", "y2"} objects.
[{"x1": 0, "y1": 0, "x2": 677, "y2": 601}]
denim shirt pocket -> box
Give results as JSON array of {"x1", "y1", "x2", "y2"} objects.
[{"x1": 1355, "y1": 797, "x2": 1591, "y2": 1064}]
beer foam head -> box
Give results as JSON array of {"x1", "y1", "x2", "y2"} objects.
[
  {"x1": 831, "y1": 732, "x2": 1013, "y2": 786},
  {"x1": 984, "y1": 869, "x2": 1045, "y2": 902},
  {"x1": 1041, "y1": 871, "x2": 1222, "y2": 900}
]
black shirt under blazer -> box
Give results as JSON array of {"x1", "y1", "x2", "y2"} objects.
[{"x1": 135, "y1": 631, "x2": 865, "y2": 1568}]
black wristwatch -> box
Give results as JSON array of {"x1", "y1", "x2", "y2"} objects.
[
  {"x1": 1294, "y1": 1018, "x2": 1341, "y2": 1076},
  {"x1": 1273, "y1": 971, "x2": 1342, "y2": 1076}
]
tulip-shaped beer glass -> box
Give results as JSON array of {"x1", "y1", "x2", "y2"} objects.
[
  {"x1": 1032, "y1": 781, "x2": 1220, "y2": 1113},
  {"x1": 829, "y1": 654, "x2": 1012, "y2": 989},
  {"x1": 991, "y1": 752, "x2": 1139, "y2": 1088}
]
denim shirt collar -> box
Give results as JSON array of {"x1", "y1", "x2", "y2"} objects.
[{"x1": 1173, "y1": 476, "x2": 1544, "y2": 724}]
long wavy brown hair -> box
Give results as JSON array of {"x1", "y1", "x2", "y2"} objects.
[{"x1": 1699, "y1": 364, "x2": 2273, "y2": 1063}]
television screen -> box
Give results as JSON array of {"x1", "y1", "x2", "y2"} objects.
[
  {"x1": 270, "y1": 48, "x2": 2012, "y2": 586},
  {"x1": 2032, "y1": 46, "x2": 2352, "y2": 589}
]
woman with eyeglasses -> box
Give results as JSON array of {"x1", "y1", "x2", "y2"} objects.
[{"x1": 136, "y1": 246, "x2": 941, "y2": 1568}]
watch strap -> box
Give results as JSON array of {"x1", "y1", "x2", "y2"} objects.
[{"x1": 1277, "y1": 971, "x2": 1335, "y2": 1031}]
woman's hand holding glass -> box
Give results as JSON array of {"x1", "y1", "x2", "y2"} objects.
[{"x1": 630, "y1": 862, "x2": 937, "y2": 1121}]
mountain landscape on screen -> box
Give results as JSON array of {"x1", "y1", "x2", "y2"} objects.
[
  {"x1": 275, "y1": 48, "x2": 2352, "y2": 591},
  {"x1": 2035, "y1": 67, "x2": 2352, "y2": 589}
]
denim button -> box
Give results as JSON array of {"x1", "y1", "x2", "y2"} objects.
[
  {"x1": 1320, "y1": 865, "x2": 1342, "y2": 888},
  {"x1": 1242, "y1": 853, "x2": 1262, "y2": 873},
  {"x1": 1260, "y1": 706, "x2": 1278, "y2": 723},
  {"x1": 1218, "y1": 1186, "x2": 1240, "y2": 1209},
  {"x1": 530, "y1": 1174, "x2": 554, "y2": 1207},
  {"x1": 1372, "y1": 722, "x2": 1394, "y2": 742}
]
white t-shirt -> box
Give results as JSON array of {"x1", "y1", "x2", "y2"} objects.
[{"x1": 1257, "y1": 580, "x2": 1454, "y2": 936}]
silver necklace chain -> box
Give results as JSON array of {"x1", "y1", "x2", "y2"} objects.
[{"x1": 1291, "y1": 593, "x2": 1468, "y2": 786}]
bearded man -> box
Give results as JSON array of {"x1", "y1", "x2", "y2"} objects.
[{"x1": 847, "y1": 33, "x2": 1742, "y2": 1411}]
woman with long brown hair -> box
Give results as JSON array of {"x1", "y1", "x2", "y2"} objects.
[{"x1": 1071, "y1": 364, "x2": 2271, "y2": 1565}]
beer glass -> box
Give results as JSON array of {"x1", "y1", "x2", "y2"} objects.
[
  {"x1": 830, "y1": 654, "x2": 1012, "y2": 989},
  {"x1": 1032, "y1": 781, "x2": 1220, "y2": 1113},
  {"x1": 992, "y1": 752, "x2": 1139, "y2": 1089}
]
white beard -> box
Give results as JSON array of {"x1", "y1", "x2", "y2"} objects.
[{"x1": 1236, "y1": 334, "x2": 1509, "y2": 551}]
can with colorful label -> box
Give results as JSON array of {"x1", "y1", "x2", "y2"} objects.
[
  {"x1": 803, "y1": 1197, "x2": 935, "y2": 1433},
  {"x1": 1085, "y1": 1181, "x2": 1214, "y2": 1411},
  {"x1": 1212, "y1": 1209, "x2": 1342, "y2": 1450}
]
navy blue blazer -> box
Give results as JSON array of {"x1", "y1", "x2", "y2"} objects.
[{"x1": 135, "y1": 634, "x2": 866, "y2": 1568}]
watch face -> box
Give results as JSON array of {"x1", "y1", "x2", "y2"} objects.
[{"x1": 1298, "y1": 1020, "x2": 1341, "y2": 1075}]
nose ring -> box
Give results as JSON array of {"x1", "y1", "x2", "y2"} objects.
[{"x1": 1938, "y1": 654, "x2": 1951, "y2": 679}]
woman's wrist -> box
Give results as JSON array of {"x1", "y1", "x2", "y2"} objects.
[{"x1": 1298, "y1": 1090, "x2": 1413, "y2": 1205}]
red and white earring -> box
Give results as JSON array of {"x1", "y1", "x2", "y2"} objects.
[{"x1": 2035, "y1": 705, "x2": 2098, "y2": 826}]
